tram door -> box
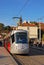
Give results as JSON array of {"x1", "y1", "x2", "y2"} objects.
[{"x1": 0, "y1": 41, "x2": 2, "y2": 46}]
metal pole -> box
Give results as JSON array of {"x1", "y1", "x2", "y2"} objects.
[
  {"x1": 39, "y1": 22, "x2": 41, "y2": 42},
  {"x1": 38, "y1": 18, "x2": 41, "y2": 43}
]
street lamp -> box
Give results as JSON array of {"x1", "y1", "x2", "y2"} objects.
[
  {"x1": 38, "y1": 17, "x2": 42, "y2": 43},
  {"x1": 39, "y1": 21, "x2": 41, "y2": 42},
  {"x1": 12, "y1": 17, "x2": 22, "y2": 26}
]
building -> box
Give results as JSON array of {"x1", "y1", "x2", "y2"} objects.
[
  {"x1": 17, "y1": 21, "x2": 38, "y2": 43},
  {"x1": 10, "y1": 20, "x2": 44, "y2": 45}
]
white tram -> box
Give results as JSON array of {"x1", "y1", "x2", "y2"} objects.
[{"x1": 4, "y1": 29, "x2": 29, "y2": 54}]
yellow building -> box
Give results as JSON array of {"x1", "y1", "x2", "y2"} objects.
[{"x1": 17, "y1": 21, "x2": 38, "y2": 43}]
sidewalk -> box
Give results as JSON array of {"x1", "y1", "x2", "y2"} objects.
[{"x1": 0, "y1": 47, "x2": 17, "y2": 65}]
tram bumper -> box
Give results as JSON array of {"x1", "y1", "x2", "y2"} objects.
[
  {"x1": 15, "y1": 48, "x2": 29, "y2": 54},
  {"x1": 18, "y1": 48, "x2": 29, "y2": 54},
  {"x1": 11, "y1": 44, "x2": 29, "y2": 54}
]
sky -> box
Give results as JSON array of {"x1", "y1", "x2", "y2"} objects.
[{"x1": 0, "y1": 0, "x2": 44, "y2": 26}]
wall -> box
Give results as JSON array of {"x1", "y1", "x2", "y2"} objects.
[{"x1": 18, "y1": 26, "x2": 38, "y2": 39}]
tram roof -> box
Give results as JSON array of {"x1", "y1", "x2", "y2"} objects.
[
  {"x1": 11, "y1": 29, "x2": 27, "y2": 35},
  {"x1": 4, "y1": 29, "x2": 27, "y2": 39}
]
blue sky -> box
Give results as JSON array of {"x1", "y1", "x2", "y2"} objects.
[{"x1": 0, "y1": 0, "x2": 44, "y2": 26}]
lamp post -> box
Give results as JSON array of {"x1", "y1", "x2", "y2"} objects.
[
  {"x1": 12, "y1": 17, "x2": 22, "y2": 29},
  {"x1": 38, "y1": 18, "x2": 42, "y2": 43},
  {"x1": 39, "y1": 21, "x2": 41, "y2": 42},
  {"x1": 38, "y1": 16, "x2": 44, "y2": 43}
]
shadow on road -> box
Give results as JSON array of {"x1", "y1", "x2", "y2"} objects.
[
  {"x1": 0, "y1": 56, "x2": 10, "y2": 59},
  {"x1": 18, "y1": 47, "x2": 44, "y2": 56},
  {"x1": 29, "y1": 47, "x2": 44, "y2": 56},
  {"x1": 2, "y1": 46, "x2": 44, "y2": 56}
]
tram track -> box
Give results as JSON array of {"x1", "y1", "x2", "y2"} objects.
[
  {"x1": 7, "y1": 47, "x2": 44, "y2": 65},
  {"x1": 12, "y1": 54, "x2": 44, "y2": 65},
  {"x1": 11, "y1": 54, "x2": 24, "y2": 65},
  {"x1": 12, "y1": 47, "x2": 44, "y2": 65},
  {"x1": 6, "y1": 48, "x2": 24, "y2": 65}
]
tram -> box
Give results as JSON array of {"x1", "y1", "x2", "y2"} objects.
[{"x1": 4, "y1": 29, "x2": 29, "y2": 54}]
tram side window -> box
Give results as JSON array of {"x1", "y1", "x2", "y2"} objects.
[{"x1": 11, "y1": 34, "x2": 15, "y2": 43}]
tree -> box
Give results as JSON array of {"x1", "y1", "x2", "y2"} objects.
[
  {"x1": 4, "y1": 26, "x2": 11, "y2": 33},
  {"x1": 0, "y1": 23, "x2": 4, "y2": 32},
  {"x1": 30, "y1": 21, "x2": 39, "y2": 27},
  {"x1": 42, "y1": 34, "x2": 44, "y2": 41}
]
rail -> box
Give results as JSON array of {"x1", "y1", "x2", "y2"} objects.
[{"x1": 11, "y1": 54, "x2": 24, "y2": 65}]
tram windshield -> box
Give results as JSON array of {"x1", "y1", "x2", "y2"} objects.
[{"x1": 16, "y1": 32, "x2": 28, "y2": 43}]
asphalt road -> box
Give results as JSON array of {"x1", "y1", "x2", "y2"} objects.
[{"x1": 13, "y1": 47, "x2": 44, "y2": 65}]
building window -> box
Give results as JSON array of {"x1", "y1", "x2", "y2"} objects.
[{"x1": 27, "y1": 26, "x2": 29, "y2": 30}]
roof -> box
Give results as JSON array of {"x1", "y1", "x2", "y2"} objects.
[
  {"x1": 19, "y1": 22, "x2": 44, "y2": 31},
  {"x1": 19, "y1": 22, "x2": 37, "y2": 27},
  {"x1": 11, "y1": 29, "x2": 27, "y2": 35}
]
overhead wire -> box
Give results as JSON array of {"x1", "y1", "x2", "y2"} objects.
[
  {"x1": 17, "y1": 0, "x2": 30, "y2": 16},
  {"x1": 12, "y1": 0, "x2": 30, "y2": 25}
]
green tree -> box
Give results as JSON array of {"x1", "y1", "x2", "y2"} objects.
[
  {"x1": 42, "y1": 34, "x2": 44, "y2": 41},
  {"x1": 0, "y1": 23, "x2": 4, "y2": 32},
  {"x1": 4, "y1": 26, "x2": 11, "y2": 33},
  {"x1": 30, "y1": 21, "x2": 39, "y2": 27}
]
